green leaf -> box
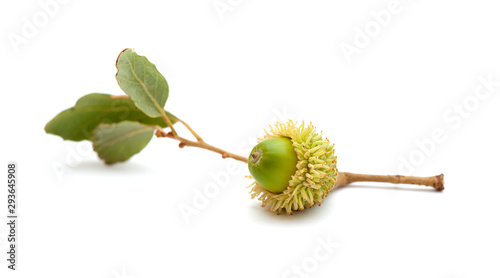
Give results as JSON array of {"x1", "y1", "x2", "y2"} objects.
[
  {"x1": 45, "y1": 93, "x2": 177, "y2": 141},
  {"x1": 92, "y1": 121, "x2": 156, "y2": 164},
  {"x1": 115, "y1": 48, "x2": 169, "y2": 118}
]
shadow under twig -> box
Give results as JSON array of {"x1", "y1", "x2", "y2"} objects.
[
  {"x1": 247, "y1": 182, "x2": 443, "y2": 224},
  {"x1": 71, "y1": 161, "x2": 152, "y2": 174}
]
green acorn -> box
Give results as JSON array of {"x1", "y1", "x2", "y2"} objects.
[
  {"x1": 248, "y1": 121, "x2": 338, "y2": 214},
  {"x1": 248, "y1": 137, "x2": 298, "y2": 193}
]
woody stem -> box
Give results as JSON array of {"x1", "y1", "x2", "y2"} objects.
[
  {"x1": 155, "y1": 129, "x2": 248, "y2": 163},
  {"x1": 334, "y1": 172, "x2": 444, "y2": 191}
]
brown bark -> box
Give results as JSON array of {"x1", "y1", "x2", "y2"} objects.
[{"x1": 334, "y1": 172, "x2": 444, "y2": 191}]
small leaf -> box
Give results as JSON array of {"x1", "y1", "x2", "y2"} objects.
[
  {"x1": 116, "y1": 48, "x2": 169, "y2": 118},
  {"x1": 45, "y1": 93, "x2": 177, "y2": 141},
  {"x1": 92, "y1": 121, "x2": 156, "y2": 164}
]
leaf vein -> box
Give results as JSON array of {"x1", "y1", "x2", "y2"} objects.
[
  {"x1": 96, "y1": 126, "x2": 153, "y2": 149},
  {"x1": 122, "y1": 53, "x2": 164, "y2": 116}
]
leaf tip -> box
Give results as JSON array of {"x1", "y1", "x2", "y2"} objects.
[{"x1": 116, "y1": 48, "x2": 133, "y2": 68}]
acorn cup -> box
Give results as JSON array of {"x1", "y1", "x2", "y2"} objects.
[{"x1": 247, "y1": 121, "x2": 444, "y2": 214}]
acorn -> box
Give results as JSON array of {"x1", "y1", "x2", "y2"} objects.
[{"x1": 248, "y1": 121, "x2": 338, "y2": 214}]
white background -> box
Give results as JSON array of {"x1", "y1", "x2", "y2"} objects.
[{"x1": 1, "y1": 0, "x2": 500, "y2": 277}]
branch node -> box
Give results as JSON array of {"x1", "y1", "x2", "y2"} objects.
[
  {"x1": 155, "y1": 129, "x2": 168, "y2": 138},
  {"x1": 434, "y1": 174, "x2": 445, "y2": 191}
]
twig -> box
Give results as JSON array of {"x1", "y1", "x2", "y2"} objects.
[
  {"x1": 155, "y1": 129, "x2": 248, "y2": 163},
  {"x1": 334, "y1": 172, "x2": 444, "y2": 191},
  {"x1": 169, "y1": 115, "x2": 203, "y2": 142}
]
